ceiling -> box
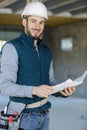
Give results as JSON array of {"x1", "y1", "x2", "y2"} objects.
[
  {"x1": 0, "y1": 0, "x2": 87, "y2": 27},
  {"x1": 0, "y1": 0, "x2": 87, "y2": 18},
  {"x1": 45, "y1": 0, "x2": 87, "y2": 18}
]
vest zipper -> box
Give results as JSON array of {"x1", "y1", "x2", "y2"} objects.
[
  {"x1": 34, "y1": 40, "x2": 39, "y2": 59},
  {"x1": 34, "y1": 40, "x2": 43, "y2": 84}
]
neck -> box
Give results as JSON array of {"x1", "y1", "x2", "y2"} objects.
[{"x1": 34, "y1": 39, "x2": 38, "y2": 47}]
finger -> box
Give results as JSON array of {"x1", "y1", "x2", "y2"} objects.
[
  {"x1": 60, "y1": 86, "x2": 75, "y2": 96},
  {"x1": 66, "y1": 88, "x2": 72, "y2": 94},
  {"x1": 60, "y1": 90, "x2": 67, "y2": 96},
  {"x1": 45, "y1": 86, "x2": 54, "y2": 93},
  {"x1": 45, "y1": 89, "x2": 53, "y2": 95},
  {"x1": 46, "y1": 86, "x2": 54, "y2": 91},
  {"x1": 65, "y1": 86, "x2": 75, "y2": 95},
  {"x1": 60, "y1": 88, "x2": 72, "y2": 96},
  {"x1": 66, "y1": 87, "x2": 75, "y2": 94},
  {"x1": 71, "y1": 86, "x2": 75, "y2": 92}
]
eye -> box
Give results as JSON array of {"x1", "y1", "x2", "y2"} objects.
[
  {"x1": 31, "y1": 19, "x2": 36, "y2": 23},
  {"x1": 40, "y1": 21, "x2": 45, "y2": 25}
]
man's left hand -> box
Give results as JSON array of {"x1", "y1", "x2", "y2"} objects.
[{"x1": 60, "y1": 86, "x2": 75, "y2": 97}]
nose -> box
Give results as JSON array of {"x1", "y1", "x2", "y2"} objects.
[{"x1": 35, "y1": 22, "x2": 40, "y2": 29}]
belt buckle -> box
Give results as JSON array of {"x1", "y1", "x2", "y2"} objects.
[
  {"x1": 40, "y1": 109, "x2": 49, "y2": 114},
  {"x1": 45, "y1": 109, "x2": 49, "y2": 113}
]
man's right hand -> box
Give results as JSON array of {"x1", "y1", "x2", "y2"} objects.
[{"x1": 32, "y1": 85, "x2": 54, "y2": 98}]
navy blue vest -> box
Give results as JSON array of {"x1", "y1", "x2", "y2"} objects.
[{"x1": 10, "y1": 32, "x2": 52, "y2": 112}]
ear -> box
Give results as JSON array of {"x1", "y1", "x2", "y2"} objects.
[{"x1": 22, "y1": 19, "x2": 26, "y2": 27}]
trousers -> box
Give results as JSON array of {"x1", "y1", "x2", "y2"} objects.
[{"x1": 19, "y1": 111, "x2": 50, "y2": 130}]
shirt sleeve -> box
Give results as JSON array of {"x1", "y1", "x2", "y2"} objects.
[
  {"x1": 49, "y1": 60, "x2": 57, "y2": 85},
  {"x1": 0, "y1": 43, "x2": 33, "y2": 98},
  {"x1": 49, "y1": 60, "x2": 66, "y2": 97}
]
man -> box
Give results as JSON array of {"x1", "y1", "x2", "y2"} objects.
[{"x1": 0, "y1": 1, "x2": 75, "y2": 130}]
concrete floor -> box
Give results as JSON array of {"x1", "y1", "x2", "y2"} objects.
[
  {"x1": 49, "y1": 96, "x2": 87, "y2": 130},
  {"x1": 0, "y1": 94, "x2": 87, "y2": 130}
]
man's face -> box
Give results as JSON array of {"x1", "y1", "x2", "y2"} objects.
[{"x1": 24, "y1": 15, "x2": 45, "y2": 38}]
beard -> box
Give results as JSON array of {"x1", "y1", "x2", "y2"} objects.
[{"x1": 25, "y1": 21, "x2": 43, "y2": 39}]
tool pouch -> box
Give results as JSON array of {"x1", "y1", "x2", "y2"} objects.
[
  {"x1": 0, "y1": 111, "x2": 9, "y2": 130},
  {"x1": 0, "y1": 101, "x2": 26, "y2": 130}
]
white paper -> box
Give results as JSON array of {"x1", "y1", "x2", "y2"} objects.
[{"x1": 51, "y1": 71, "x2": 87, "y2": 94}]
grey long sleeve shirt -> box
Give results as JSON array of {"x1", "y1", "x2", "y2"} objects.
[{"x1": 0, "y1": 43, "x2": 56, "y2": 98}]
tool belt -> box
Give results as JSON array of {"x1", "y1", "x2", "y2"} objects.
[
  {"x1": 0, "y1": 110, "x2": 24, "y2": 130},
  {"x1": 0, "y1": 101, "x2": 25, "y2": 130},
  {"x1": 0, "y1": 98, "x2": 48, "y2": 130},
  {"x1": 0, "y1": 111, "x2": 19, "y2": 130}
]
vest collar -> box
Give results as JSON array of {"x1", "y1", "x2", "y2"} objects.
[{"x1": 20, "y1": 32, "x2": 43, "y2": 48}]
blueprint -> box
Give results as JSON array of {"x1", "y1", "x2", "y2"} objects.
[{"x1": 51, "y1": 71, "x2": 87, "y2": 94}]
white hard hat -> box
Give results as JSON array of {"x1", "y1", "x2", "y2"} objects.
[{"x1": 21, "y1": 1, "x2": 48, "y2": 19}]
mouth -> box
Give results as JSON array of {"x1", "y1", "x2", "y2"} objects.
[{"x1": 33, "y1": 29, "x2": 41, "y2": 36}]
